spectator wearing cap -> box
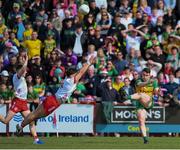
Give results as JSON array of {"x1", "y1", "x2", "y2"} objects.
[
  {"x1": 99, "y1": 76, "x2": 120, "y2": 122},
  {"x1": 7, "y1": 2, "x2": 26, "y2": 29},
  {"x1": 0, "y1": 70, "x2": 11, "y2": 89},
  {"x1": 43, "y1": 31, "x2": 56, "y2": 59},
  {"x1": 23, "y1": 31, "x2": 42, "y2": 59},
  {"x1": 13, "y1": 14, "x2": 25, "y2": 42},
  {"x1": 3, "y1": 41, "x2": 18, "y2": 65},
  {"x1": 72, "y1": 23, "x2": 88, "y2": 57},
  {"x1": 33, "y1": 16, "x2": 48, "y2": 42}
]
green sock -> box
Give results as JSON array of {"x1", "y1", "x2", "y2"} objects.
[{"x1": 143, "y1": 136, "x2": 148, "y2": 142}]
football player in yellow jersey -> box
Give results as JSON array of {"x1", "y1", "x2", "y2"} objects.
[{"x1": 126, "y1": 68, "x2": 159, "y2": 144}]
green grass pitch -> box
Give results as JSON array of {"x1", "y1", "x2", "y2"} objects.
[{"x1": 0, "y1": 136, "x2": 180, "y2": 149}]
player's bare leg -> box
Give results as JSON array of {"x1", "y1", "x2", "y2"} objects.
[
  {"x1": 0, "y1": 110, "x2": 16, "y2": 124},
  {"x1": 21, "y1": 110, "x2": 43, "y2": 144},
  {"x1": 137, "y1": 109, "x2": 148, "y2": 144},
  {"x1": 128, "y1": 93, "x2": 151, "y2": 108},
  {"x1": 20, "y1": 103, "x2": 46, "y2": 128}
]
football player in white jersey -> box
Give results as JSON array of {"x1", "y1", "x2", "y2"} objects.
[
  {"x1": 0, "y1": 54, "x2": 43, "y2": 144},
  {"x1": 16, "y1": 55, "x2": 96, "y2": 133}
]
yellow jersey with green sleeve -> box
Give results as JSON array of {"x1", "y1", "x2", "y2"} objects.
[{"x1": 135, "y1": 78, "x2": 158, "y2": 97}]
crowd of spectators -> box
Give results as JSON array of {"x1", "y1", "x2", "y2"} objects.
[{"x1": 0, "y1": 0, "x2": 179, "y2": 110}]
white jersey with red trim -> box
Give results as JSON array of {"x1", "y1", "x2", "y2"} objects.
[
  {"x1": 13, "y1": 73, "x2": 27, "y2": 100},
  {"x1": 55, "y1": 77, "x2": 77, "y2": 101}
]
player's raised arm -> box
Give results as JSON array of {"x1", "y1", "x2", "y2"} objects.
[
  {"x1": 17, "y1": 53, "x2": 28, "y2": 78},
  {"x1": 73, "y1": 55, "x2": 96, "y2": 83}
]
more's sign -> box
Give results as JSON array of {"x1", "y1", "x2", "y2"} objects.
[{"x1": 111, "y1": 106, "x2": 165, "y2": 123}]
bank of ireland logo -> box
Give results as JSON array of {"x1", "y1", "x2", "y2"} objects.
[{"x1": 13, "y1": 114, "x2": 23, "y2": 122}]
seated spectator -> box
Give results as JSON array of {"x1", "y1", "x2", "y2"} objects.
[{"x1": 0, "y1": 81, "x2": 13, "y2": 104}]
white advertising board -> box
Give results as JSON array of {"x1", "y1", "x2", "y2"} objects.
[
  {"x1": 0, "y1": 104, "x2": 7, "y2": 133},
  {"x1": 9, "y1": 104, "x2": 94, "y2": 133}
]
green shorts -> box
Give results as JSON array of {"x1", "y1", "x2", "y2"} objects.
[{"x1": 135, "y1": 98, "x2": 154, "y2": 111}]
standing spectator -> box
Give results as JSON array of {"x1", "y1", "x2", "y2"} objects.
[
  {"x1": 43, "y1": 31, "x2": 56, "y2": 59},
  {"x1": 113, "y1": 52, "x2": 128, "y2": 74},
  {"x1": 23, "y1": 31, "x2": 42, "y2": 59},
  {"x1": 60, "y1": 18, "x2": 75, "y2": 51},
  {"x1": 72, "y1": 23, "x2": 87, "y2": 58},
  {"x1": 99, "y1": 77, "x2": 120, "y2": 122}
]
